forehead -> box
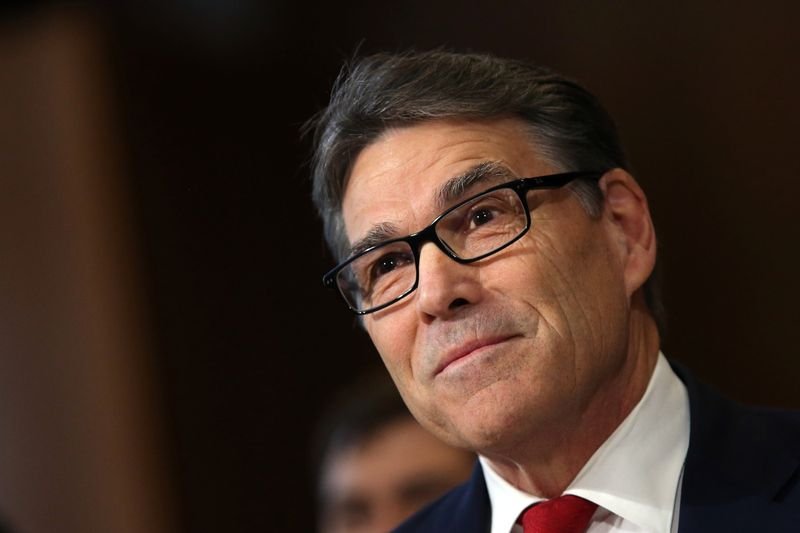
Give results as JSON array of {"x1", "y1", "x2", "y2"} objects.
[{"x1": 341, "y1": 118, "x2": 553, "y2": 245}]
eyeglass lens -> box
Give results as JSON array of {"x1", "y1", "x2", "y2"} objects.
[{"x1": 337, "y1": 187, "x2": 528, "y2": 312}]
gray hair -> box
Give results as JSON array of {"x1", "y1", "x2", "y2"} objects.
[{"x1": 306, "y1": 49, "x2": 665, "y2": 334}]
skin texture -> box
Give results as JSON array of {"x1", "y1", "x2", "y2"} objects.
[
  {"x1": 319, "y1": 418, "x2": 474, "y2": 533},
  {"x1": 341, "y1": 118, "x2": 660, "y2": 497}
]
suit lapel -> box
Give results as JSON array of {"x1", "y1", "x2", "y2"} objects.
[
  {"x1": 448, "y1": 462, "x2": 492, "y2": 531},
  {"x1": 393, "y1": 461, "x2": 491, "y2": 532},
  {"x1": 671, "y1": 362, "x2": 800, "y2": 532}
]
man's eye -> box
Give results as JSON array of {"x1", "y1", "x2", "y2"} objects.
[
  {"x1": 370, "y1": 252, "x2": 412, "y2": 279},
  {"x1": 374, "y1": 255, "x2": 399, "y2": 276},
  {"x1": 469, "y1": 208, "x2": 495, "y2": 228}
]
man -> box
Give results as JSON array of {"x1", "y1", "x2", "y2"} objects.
[
  {"x1": 307, "y1": 50, "x2": 800, "y2": 532},
  {"x1": 315, "y1": 373, "x2": 474, "y2": 533}
]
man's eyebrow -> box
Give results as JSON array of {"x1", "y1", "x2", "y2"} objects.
[
  {"x1": 345, "y1": 162, "x2": 516, "y2": 259},
  {"x1": 347, "y1": 222, "x2": 401, "y2": 258},
  {"x1": 435, "y1": 161, "x2": 518, "y2": 210}
]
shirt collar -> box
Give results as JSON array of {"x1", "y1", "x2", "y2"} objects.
[{"x1": 480, "y1": 352, "x2": 690, "y2": 533}]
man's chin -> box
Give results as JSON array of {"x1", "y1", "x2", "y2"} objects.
[{"x1": 434, "y1": 399, "x2": 542, "y2": 453}]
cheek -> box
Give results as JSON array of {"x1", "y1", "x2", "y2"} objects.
[
  {"x1": 541, "y1": 227, "x2": 629, "y2": 352},
  {"x1": 512, "y1": 223, "x2": 623, "y2": 335},
  {"x1": 493, "y1": 234, "x2": 573, "y2": 310},
  {"x1": 366, "y1": 313, "x2": 417, "y2": 376},
  {"x1": 366, "y1": 313, "x2": 453, "y2": 432}
]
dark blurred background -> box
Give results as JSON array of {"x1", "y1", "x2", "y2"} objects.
[{"x1": 0, "y1": 1, "x2": 798, "y2": 532}]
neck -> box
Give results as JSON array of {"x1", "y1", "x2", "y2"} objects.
[{"x1": 483, "y1": 299, "x2": 660, "y2": 497}]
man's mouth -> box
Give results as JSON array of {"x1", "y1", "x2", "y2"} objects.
[{"x1": 434, "y1": 335, "x2": 515, "y2": 376}]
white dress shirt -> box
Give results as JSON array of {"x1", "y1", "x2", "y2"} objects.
[{"x1": 480, "y1": 353, "x2": 690, "y2": 533}]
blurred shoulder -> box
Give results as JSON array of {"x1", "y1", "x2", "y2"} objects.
[{"x1": 393, "y1": 461, "x2": 490, "y2": 533}]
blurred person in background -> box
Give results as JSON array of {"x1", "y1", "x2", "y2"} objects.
[{"x1": 315, "y1": 372, "x2": 474, "y2": 533}]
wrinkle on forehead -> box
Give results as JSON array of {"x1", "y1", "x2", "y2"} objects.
[{"x1": 349, "y1": 124, "x2": 513, "y2": 184}]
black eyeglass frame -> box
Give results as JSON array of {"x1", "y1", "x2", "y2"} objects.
[{"x1": 322, "y1": 170, "x2": 605, "y2": 315}]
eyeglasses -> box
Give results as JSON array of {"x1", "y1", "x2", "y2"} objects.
[{"x1": 322, "y1": 170, "x2": 604, "y2": 315}]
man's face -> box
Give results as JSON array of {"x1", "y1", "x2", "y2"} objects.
[
  {"x1": 341, "y1": 118, "x2": 634, "y2": 453},
  {"x1": 319, "y1": 418, "x2": 474, "y2": 533}
]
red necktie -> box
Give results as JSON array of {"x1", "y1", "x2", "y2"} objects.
[{"x1": 520, "y1": 495, "x2": 598, "y2": 533}]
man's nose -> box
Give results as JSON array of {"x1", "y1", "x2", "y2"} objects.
[{"x1": 415, "y1": 243, "x2": 482, "y2": 320}]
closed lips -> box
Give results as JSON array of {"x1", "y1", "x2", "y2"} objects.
[{"x1": 435, "y1": 335, "x2": 515, "y2": 375}]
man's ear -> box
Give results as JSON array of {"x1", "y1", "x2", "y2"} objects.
[{"x1": 599, "y1": 169, "x2": 657, "y2": 297}]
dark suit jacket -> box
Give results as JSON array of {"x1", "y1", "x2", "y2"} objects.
[{"x1": 394, "y1": 363, "x2": 800, "y2": 532}]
